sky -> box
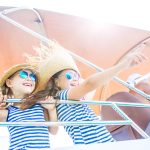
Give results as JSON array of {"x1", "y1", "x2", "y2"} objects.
[{"x1": 0, "y1": 0, "x2": 150, "y2": 149}]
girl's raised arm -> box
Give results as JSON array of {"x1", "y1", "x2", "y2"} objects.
[{"x1": 68, "y1": 50, "x2": 148, "y2": 100}]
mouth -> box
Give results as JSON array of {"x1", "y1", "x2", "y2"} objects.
[
  {"x1": 22, "y1": 83, "x2": 33, "y2": 87},
  {"x1": 70, "y1": 83, "x2": 77, "y2": 87}
]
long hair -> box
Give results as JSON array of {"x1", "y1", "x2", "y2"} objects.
[
  {"x1": 20, "y1": 70, "x2": 64, "y2": 110},
  {"x1": 1, "y1": 72, "x2": 17, "y2": 98},
  {"x1": 1, "y1": 85, "x2": 13, "y2": 108}
]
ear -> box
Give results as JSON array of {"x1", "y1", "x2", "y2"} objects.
[{"x1": 5, "y1": 79, "x2": 13, "y2": 88}]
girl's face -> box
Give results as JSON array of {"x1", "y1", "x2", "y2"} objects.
[
  {"x1": 6, "y1": 69, "x2": 37, "y2": 98},
  {"x1": 55, "y1": 69, "x2": 80, "y2": 90}
]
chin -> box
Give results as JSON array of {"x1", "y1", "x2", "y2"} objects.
[
  {"x1": 70, "y1": 85, "x2": 77, "y2": 87},
  {"x1": 24, "y1": 89, "x2": 34, "y2": 95}
]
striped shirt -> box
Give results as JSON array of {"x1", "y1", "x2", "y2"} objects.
[
  {"x1": 7, "y1": 104, "x2": 50, "y2": 150},
  {"x1": 56, "y1": 89, "x2": 114, "y2": 144}
]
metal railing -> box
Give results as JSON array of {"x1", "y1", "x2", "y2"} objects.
[{"x1": 0, "y1": 99, "x2": 149, "y2": 139}]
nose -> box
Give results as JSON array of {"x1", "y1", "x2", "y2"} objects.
[
  {"x1": 25, "y1": 75, "x2": 32, "y2": 81},
  {"x1": 72, "y1": 77, "x2": 79, "y2": 85},
  {"x1": 73, "y1": 74, "x2": 79, "y2": 81},
  {"x1": 72, "y1": 77, "x2": 78, "y2": 81}
]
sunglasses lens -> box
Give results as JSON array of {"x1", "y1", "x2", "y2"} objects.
[
  {"x1": 19, "y1": 71, "x2": 28, "y2": 79},
  {"x1": 30, "y1": 74, "x2": 36, "y2": 81},
  {"x1": 66, "y1": 73, "x2": 73, "y2": 80},
  {"x1": 19, "y1": 71, "x2": 36, "y2": 81}
]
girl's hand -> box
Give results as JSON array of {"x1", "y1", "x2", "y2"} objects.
[
  {"x1": 116, "y1": 49, "x2": 148, "y2": 70},
  {"x1": 41, "y1": 96, "x2": 57, "y2": 111},
  {"x1": 0, "y1": 91, "x2": 7, "y2": 109}
]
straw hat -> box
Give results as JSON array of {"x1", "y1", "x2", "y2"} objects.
[
  {"x1": 27, "y1": 42, "x2": 80, "y2": 92},
  {"x1": 0, "y1": 63, "x2": 40, "y2": 93},
  {"x1": 38, "y1": 51, "x2": 79, "y2": 91}
]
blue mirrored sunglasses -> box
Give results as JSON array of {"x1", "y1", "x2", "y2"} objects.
[
  {"x1": 65, "y1": 72, "x2": 79, "y2": 81},
  {"x1": 19, "y1": 71, "x2": 37, "y2": 81}
]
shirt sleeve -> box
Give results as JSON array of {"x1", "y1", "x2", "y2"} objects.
[{"x1": 58, "y1": 89, "x2": 69, "y2": 100}]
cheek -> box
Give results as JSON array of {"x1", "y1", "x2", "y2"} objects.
[
  {"x1": 32, "y1": 83, "x2": 36, "y2": 89},
  {"x1": 12, "y1": 79, "x2": 21, "y2": 87},
  {"x1": 59, "y1": 78, "x2": 70, "y2": 89},
  {"x1": 76, "y1": 81, "x2": 79, "y2": 85}
]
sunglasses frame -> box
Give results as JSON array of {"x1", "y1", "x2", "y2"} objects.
[
  {"x1": 19, "y1": 70, "x2": 37, "y2": 81},
  {"x1": 65, "y1": 72, "x2": 80, "y2": 81}
]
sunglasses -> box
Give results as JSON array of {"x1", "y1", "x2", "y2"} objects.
[
  {"x1": 19, "y1": 70, "x2": 37, "y2": 81},
  {"x1": 65, "y1": 72, "x2": 80, "y2": 81}
]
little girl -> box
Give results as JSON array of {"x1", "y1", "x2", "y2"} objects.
[
  {"x1": 24, "y1": 43, "x2": 147, "y2": 144},
  {"x1": 0, "y1": 63, "x2": 58, "y2": 149}
]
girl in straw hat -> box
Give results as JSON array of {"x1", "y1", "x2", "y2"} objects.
[
  {"x1": 23, "y1": 42, "x2": 148, "y2": 144},
  {"x1": 0, "y1": 63, "x2": 58, "y2": 149}
]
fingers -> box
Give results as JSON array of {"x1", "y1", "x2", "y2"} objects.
[
  {"x1": 0, "y1": 90, "x2": 3, "y2": 102},
  {"x1": 11, "y1": 95, "x2": 15, "y2": 99},
  {"x1": 118, "y1": 50, "x2": 148, "y2": 70},
  {"x1": 133, "y1": 43, "x2": 146, "y2": 52},
  {"x1": 0, "y1": 94, "x2": 5, "y2": 103},
  {"x1": 43, "y1": 96, "x2": 53, "y2": 101},
  {"x1": 0, "y1": 92, "x2": 8, "y2": 109},
  {"x1": 3, "y1": 95, "x2": 7, "y2": 101},
  {"x1": 133, "y1": 53, "x2": 147, "y2": 63},
  {"x1": 0, "y1": 102, "x2": 7, "y2": 109},
  {"x1": 128, "y1": 50, "x2": 148, "y2": 61},
  {"x1": 134, "y1": 51, "x2": 148, "y2": 63}
]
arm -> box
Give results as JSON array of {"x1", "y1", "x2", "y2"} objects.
[
  {"x1": 42, "y1": 99, "x2": 58, "y2": 135},
  {"x1": 68, "y1": 50, "x2": 147, "y2": 100},
  {"x1": 79, "y1": 78, "x2": 96, "y2": 100},
  {"x1": 0, "y1": 109, "x2": 8, "y2": 122},
  {"x1": 85, "y1": 90, "x2": 96, "y2": 100}
]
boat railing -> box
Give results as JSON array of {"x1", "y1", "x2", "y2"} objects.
[{"x1": 0, "y1": 99, "x2": 149, "y2": 139}]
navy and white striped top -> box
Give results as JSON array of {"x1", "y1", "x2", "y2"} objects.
[
  {"x1": 56, "y1": 89, "x2": 115, "y2": 144},
  {"x1": 7, "y1": 104, "x2": 50, "y2": 150}
]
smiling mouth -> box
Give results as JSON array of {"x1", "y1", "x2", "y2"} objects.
[
  {"x1": 22, "y1": 83, "x2": 32, "y2": 87},
  {"x1": 70, "y1": 83, "x2": 77, "y2": 86}
]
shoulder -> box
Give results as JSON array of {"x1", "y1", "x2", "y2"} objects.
[
  {"x1": 57, "y1": 89, "x2": 69, "y2": 100},
  {"x1": 30, "y1": 103, "x2": 44, "y2": 111}
]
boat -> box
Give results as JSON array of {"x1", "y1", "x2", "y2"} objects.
[{"x1": 0, "y1": 1, "x2": 150, "y2": 149}]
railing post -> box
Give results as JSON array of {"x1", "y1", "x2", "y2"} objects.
[{"x1": 111, "y1": 103, "x2": 150, "y2": 139}]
